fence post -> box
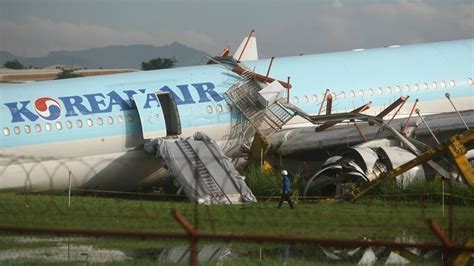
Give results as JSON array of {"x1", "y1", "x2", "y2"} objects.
[
  {"x1": 173, "y1": 209, "x2": 198, "y2": 266},
  {"x1": 428, "y1": 219, "x2": 454, "y2": 266},
  {"x1": 68, "y1": 171, "x2": 72, "y2": 207}
]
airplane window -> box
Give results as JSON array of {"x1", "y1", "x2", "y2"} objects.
[
  {"x1": 395, "y1": 85, "x2": 401, "y2": 93},
  {"x1": 404, "y1": 84, "x2": 410, "y2": 92},
  {"x1": 87, "y1": 118, "x2": 94, "y2": 127},
  {"x1": 414, "y1": 83, "x2": 420, "y2": 91},
  {"x1": 35, "y1": 124, "x2": 41, "y2": 133},
  {"x1": 359, "y1": 89, "x2": 364, "y2": 97},
  {"x1": 441, "y1": 81, "x2": 447, "y2": 88},
  {"x1": 24, "y1": 125, "x2": 31, "y2": 134},
  {"x1": 339, "y1": 91, "x2": 346, "y2": 99},
  {"x1": 76, "y1": 120, "x2": 83, "y2": 128},
  {"x1": 377, "y1": 87, "x2": 383, "y2": 95},
  {"x1": 303, "y1": 95, "x2": 309, "y2": 103},
  {"x1": 312, "y1": 94, "x2": 318, "y2": 102},
  {"x1": 432, "y1": 82, "x2": 437, "y2": 89},
  {"x1": 367, "y1": 88, "x2": 373, "y2": 96},
  {"x1": 216, "y1": 104, "x2": 223, "y2": 113},
  {"x1": 387, "y1": 87, "x2": 392, "y2": 93},
  {"x1": 227, "y1": 104, "x2": 233, "y2": 112},
  {"x1": 293, "y1": 96, "x2": 299, "y2": 103},
  {"x1": 14, "y1": 126, "x2": 20, "y2": 135},
  {"x1": 56, "y1": 121, "x2": 62, "y2": 130},
  {"x1": 349, "y1": 90, "x2": 355, "y2": 98},
  {"x1": 117, "y1": 115, "x2": 124, "y2": 123},
  {"x1": 450, "y1": 80, "x2": 456, "y2": 87},
  {"x1": 423, "y1": 83, "x2": 429, "y2": 90},
  {"x1": 107, "y1": 116, "x2": 113, "y2": 124},
  {"x1": 45, "y1": 123, "x2": 52, "y2": 131},
  {"x1": 66, "y1": 120, "x2": 73, "y2": 129},
  {"x1": 3, "y1": 127, "x2": 10, "y2": 136},
  {"x1": 207, "y1": 106, "x2": 213, "y2": 114},
  {"x1": 97, "y1": 117, "x2": 104, "y2": 126},
  {"x1": 468, "y1": 78, "x2": 473, "y2": 85},
  {"x1": 127, "y1": 114, "x2": 134, "y2": 123}
]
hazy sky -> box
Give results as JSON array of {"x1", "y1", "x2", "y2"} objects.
[{"x1": 0, "y1": 0, "x2": 472, "y2": 58}]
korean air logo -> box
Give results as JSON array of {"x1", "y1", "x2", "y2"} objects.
[{"x1": 34, "y1": 97, "x2": 62, "y2": 121}]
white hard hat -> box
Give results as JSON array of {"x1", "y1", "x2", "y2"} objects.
[{"x1": 281, "y1": 170, "x2": 288, "y2": 175}]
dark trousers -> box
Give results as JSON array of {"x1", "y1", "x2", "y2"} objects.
[{"x1": 278, "y1": 192, "x2": 294, "y2": 208}]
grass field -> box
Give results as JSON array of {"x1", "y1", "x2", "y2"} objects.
[
  {"x1": 0, "y1": 193, "x2": 472, "y2": 241},
  {"x1": 0, "y1": 192, "x2": 472, "y2": 264},
  {"x1": 0, "y1": 174, "x2": 473, "y2": 265}
]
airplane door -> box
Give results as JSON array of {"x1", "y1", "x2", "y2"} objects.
[
  {"x1": 132, "y1": 92, "x2": 181, "y2": 139},
  {"x1": 133, "y1": 93, "x2": 166, "y2": 139},
  {"x1": 156, "y1": 91, "x2": 181, "y2": 136}
]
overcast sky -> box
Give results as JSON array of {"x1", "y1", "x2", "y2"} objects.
[{"x1": 0, "y1": 0, "x2": 472, "y2": 58}]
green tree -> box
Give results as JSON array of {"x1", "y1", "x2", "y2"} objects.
[
  {"x1": 3, "y1": 59, "x2": 24, "y2": 70},
  {"x1": 56, "y1": 69, "x2": 83, "y2": 79},
  {"x1": 141, "y1": 58, "x2": 176, "y2": 70}
]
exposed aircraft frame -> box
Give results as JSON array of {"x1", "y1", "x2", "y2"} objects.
[{"x1": 351, "y1": 128, "x2": 474, "y2": 201}]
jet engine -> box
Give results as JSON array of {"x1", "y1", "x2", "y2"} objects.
[{"x1": 303, "y1": 139, "x2": 428, "y2": 197}]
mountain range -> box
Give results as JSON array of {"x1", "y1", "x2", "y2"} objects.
[{"x1": 0, "y1": 42, "x2": 211, "y2": 69}]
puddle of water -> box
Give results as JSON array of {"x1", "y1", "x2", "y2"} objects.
[
  {"x1": 0, "y1": 236, "x2": 232, "y2": 263},
  {"x1": 0, "y1": 235, "x2": 449, "y2": 264},
  {"x1": 0, "y1": 243, "x2": 131, "y2": 263}
]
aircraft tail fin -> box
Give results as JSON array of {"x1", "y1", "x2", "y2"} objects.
[{"x1": 233, "y1": 36, "x2": 258, "y2": 61}]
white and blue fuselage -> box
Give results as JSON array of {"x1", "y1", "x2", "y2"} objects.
[{"x1": 0, "y1": 39, "x2": 472, "y2": 191}]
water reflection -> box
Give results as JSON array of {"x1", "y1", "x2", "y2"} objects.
[
  {"x1": 281, "y1": 244, "x2": 289, "y2": 261},
  {"x1": 0, "y1": 235, "x2": 462, "y2": 264},
  {"x1": 0, "y1": 236, "x2": 232, "y2": 263}
]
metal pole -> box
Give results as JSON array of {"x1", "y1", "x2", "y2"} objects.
[
  {"x1": 402, "y1": 99, "x2": 418, "y2": 135},
  {"x1": 415, "y1": 109, "x2": 440, "y2": 144},
  {"x1": 318, "y1": 90, "x2": 329, "y2": 116},
  {"x1": 415, "y1": 109, "x2": 445, "y2": 215},
  {"x1": 286, "y1": 77, "x2": 291, "y2": 103},
  {"x1": 387, "y1": 96, "x2": 408, "y2": 126},
  {"x1": 191, "y1": 238, "x2": 198, "y2": 266},
  {"x1": 448, "y1": 176, "x2": 454, "y2": 240},
  {"x1": 326, "y1": 94, "x2": 333, "y2": 115},
  {"x1": 68, "y1": 171, "x2": 72, "y2": 207},
  {"x1": 265, "y1": 57, "x2": 275, "y2": 82},
  {"x1": 353, "y1": 123, "x2": 368, "y2": 142},
  {"x1": 173, "y1": 210, "x2": 198, "y2": 266},
  {"x1": 445, "y1": 93, "x2": 469, "y2": 130},
  {"x1": 237, "y1": 30, "x2": 255, "y2": 62},
  {"x1": 442, "y1": 179, "x2": 445, "y2": 217},
  {"x1": 194, "y1": 166, "x2": 198, "y2": 229},
  {"x1": 428, "y1": 219, "x2": 454, "y2": 266}
]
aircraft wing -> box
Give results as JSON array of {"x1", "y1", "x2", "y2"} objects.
[{"x1": 269, "y1": 110, "x2": 474, "y2": 159}]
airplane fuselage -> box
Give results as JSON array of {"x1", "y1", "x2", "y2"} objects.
[{"x1": 0, "y1": 39, "x2": 472, "y2": 191}]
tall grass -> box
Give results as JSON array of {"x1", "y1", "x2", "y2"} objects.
[
  {"x1": 241, "y1": 165, "x2": 304, "y2": 199},
  {"x1": 241, "y1": 163, "x2": 474, "y2": 206},
  {"x1": 367, "y1": 177, "x2": 474, "y2": 205},
  {"x1": 241, "y1": 164, "x2": 280, "y2": 197}
]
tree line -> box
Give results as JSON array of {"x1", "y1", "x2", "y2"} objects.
[{"x1": 3, "y1": 57, "x2": 176, "y2": 79}]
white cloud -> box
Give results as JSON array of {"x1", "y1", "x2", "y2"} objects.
[{"x1": 0, "y1": 16, "x2": 218, "y2": 57}]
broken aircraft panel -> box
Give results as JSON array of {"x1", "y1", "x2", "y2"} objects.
[{"x1": 303, "y1": 139, "x2": 429, "y2": 197}]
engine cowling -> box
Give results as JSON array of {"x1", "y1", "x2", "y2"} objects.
[{"x1": 303, "y1": 140, "x2": 427, "y2": 197}]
